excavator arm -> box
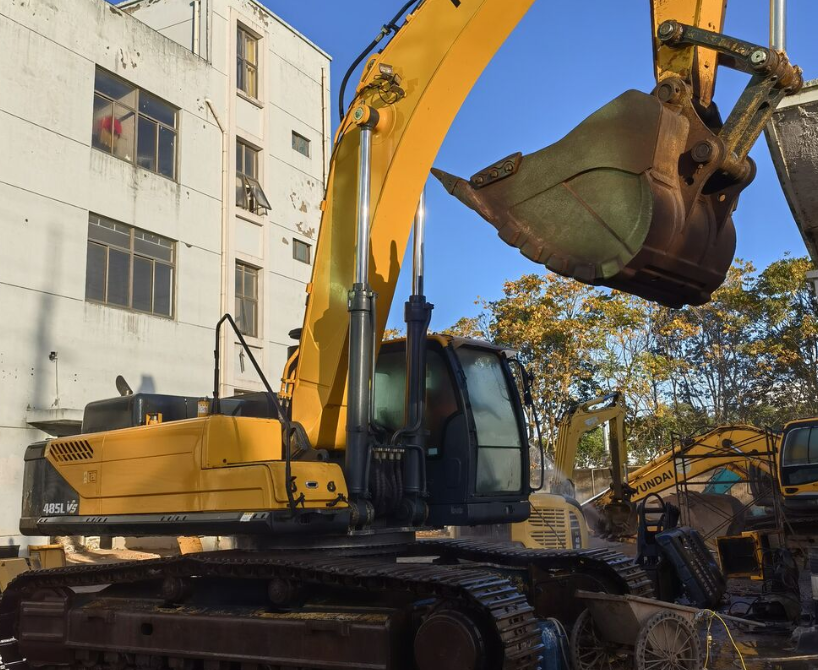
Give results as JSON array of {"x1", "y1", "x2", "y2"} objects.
[
  {"x1": 652, "y1": 0, "x2": 728, "y2": 109},
  {"x1": 551, "y1": 393, "x2": 627, "y2": 498},
  {"x1": 589, "y1": 424, "x2": 775, "y2": 534}
]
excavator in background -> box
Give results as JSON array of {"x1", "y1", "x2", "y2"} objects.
[
  {"x1": 588, "y1": 420, "x2": 818, "y2": 542},
  {"x1": 0, "y1": 1, "x2": 803, "y2": 668},
  {"x1": 588, "y1": 424, "x2": 774, "y2": 539}
]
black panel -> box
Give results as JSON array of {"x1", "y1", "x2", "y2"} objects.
[
  {"x1": 82, "y1": 394, "x2": 202, "y2": 433},
  {"x1": 28, "y1": 508, "x2": 350, "y2": 538},
  {"x1": 20, "y1": 442, "x2": 80, "y2": 535},
  {"x1": 426, "y1": 500, "x2": 529, "y2": 527}
]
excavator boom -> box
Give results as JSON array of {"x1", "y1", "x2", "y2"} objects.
[{"x1": 289, "y1": 0, "x2": 537, "y2": 450}]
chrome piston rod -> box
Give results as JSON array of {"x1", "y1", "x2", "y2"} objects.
[
  {"x1": 412, "y1": 188, "x2": 426, "y2": 296},
  {"x1": 347, "y1": 110, "x2": 379, "y2": 500},
  {"x1": 771, "y1": 0, "x2": 786, "y2": 51}
]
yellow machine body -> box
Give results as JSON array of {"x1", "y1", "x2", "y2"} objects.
[
  {"x1": 0, "y1": 559, "x2": 29, "y2": 594},
  {"x1": 511, "y1": 493, "x2": 589, "y2": 550},
  {"x1": 591, "y1": 424, "x2": 772, "y2": 513},
  {"x1": 40, "y1": 416, "x2": 347, "y2": 524}
]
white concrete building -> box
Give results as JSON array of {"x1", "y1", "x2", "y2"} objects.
[{"x1": 0, "y1": 0, "x2": 330, "y2": 549}]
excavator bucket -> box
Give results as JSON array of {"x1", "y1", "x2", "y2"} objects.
[{"x1": 433, "y1": 88, "x2": 750, "y2": 308}]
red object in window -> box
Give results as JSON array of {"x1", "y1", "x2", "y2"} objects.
[{"x1": 100, "y1": 115, "x2": 123, "y2": 136}]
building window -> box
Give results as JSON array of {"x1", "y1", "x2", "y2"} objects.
[
  {"x1": 292, "y1": 131, "x2": 310, "y2": 157},
  {"x1": 293, "y1": 239, "x2": 311, "y2": 264},
  {"x1": 237, "y1": 26, "x2": 258, "y2": 99},
  {"x1": 92, "y1": 68, "x2": 178, "y2": 180},
  {"x1": 236, "y1": 139, "x2": 271, "y2": 215},
  {"x1": 85, "y1": 213, "x2": 175, "y2": 318},
  {"x1": 235, "y1": 262, "x2": 259, "y2": 338}
]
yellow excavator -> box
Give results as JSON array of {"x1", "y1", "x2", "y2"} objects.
[
  {"x1": 1, "y1": 1, "x2": 802, "y2": 668},
  {"x1": 510, "y1": 392, "x2": 626, "y2": 550},
  {"x1": 589, "y1": 418, "x2": 818, "y2": 533}
]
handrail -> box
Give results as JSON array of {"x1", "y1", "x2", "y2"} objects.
[{"x1": 212, "y1": 313, "x2": 298, "y2": 513}]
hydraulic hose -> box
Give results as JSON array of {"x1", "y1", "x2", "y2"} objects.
[{"x1": 337, "y1": 0, "x2": 423, "y2": 121}]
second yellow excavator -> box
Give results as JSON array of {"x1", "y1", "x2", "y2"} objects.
[{"x1": 1, "y1": 1, "x2": 803, "y2": 668}]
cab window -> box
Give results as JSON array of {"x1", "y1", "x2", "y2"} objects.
[
  {"x1": 781, "y1": 426, "x2": 818, "y2": 486},
  {"x1": 457, "y1": 347, "x2": 523, "y2": 494},
  {"x1": 373, "y1": 347, "x2": 458, "y2": 457}
]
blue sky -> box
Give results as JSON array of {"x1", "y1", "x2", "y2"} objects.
[{"x1": 265, "y1": 1, "x2": 818, "y2": 330}]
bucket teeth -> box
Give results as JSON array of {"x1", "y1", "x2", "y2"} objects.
[{"x1": 430, "y1": 167, "x2": 461, "y2": 195}]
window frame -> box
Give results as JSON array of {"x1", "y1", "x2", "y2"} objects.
[
  {"x1": 85, "y1": 213, "x2": 176, "y2": 319},
  {"x1": 293, "y1": 238, "x2": 311, "y2": 264},
  {"x1": 235, "y1": 261, "x2": 260, "y2": 338},
  {"x1": 237, "y1": 25, "x2": 260, "y2": 100},
  {"x1": 292, "y1": 131, "x2": 311, "y2": 158},
  {"x1": 92, "y1": 68, "x2": 178, "y2": 181},
  {"x1": 236, "y1": 139, "x2": 271, "y2": 215}
]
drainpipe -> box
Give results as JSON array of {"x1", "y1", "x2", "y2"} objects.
[
  {"x1": 206, "y1": 98, "x2": 229, "y2": 398},
  {"x1": 193, "y1": 0, "x2": 201, "y2": 55},
  {"x1": 321, "y1": 67, "x2": 328, "y2": 186},
  {"x1": 770, "y1": 0, "x2": 786, "y2": 51}
]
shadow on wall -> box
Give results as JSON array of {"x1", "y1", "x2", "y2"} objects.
[
  {"x1": 137, "y1": 374, "x2": 156, "y2": 394},
  {"x1": 33, "y1": 225, "x2": 63, "y2": 412}
]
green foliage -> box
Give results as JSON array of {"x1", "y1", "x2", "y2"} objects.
[{"x1": 445, "y1": 257, "x2": 818, "y2": 467}]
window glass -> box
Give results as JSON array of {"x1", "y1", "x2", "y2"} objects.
[
  {"x1": 236, "y1": 141, "x2": 268, "y2": 213},
  {"x1": 92, "y1": 95, "x2": 115, "y2": 153},
  {"x1": 107, "y1": 248, "x2": 130, "y2": 307},
  {"x1": 92, "y1": 68, "x2": 178, "y2": 180},
  {"x1": 374, "y1": 347, "x2": 459, "y2": 454},
  {"x1": 132, "y1": 256, "x2": 153, "y2": 312},
  {"x1": 244, "y1": 33, "x2": 257, "y2": 64},
  {"x1": 292, "y1": 131, "x2": 310, "y2": 157},
  {"x1": 235, "y1": 263, "x2": 259, "y2": 337},
  {"x1": 154, "y1": 264, "x2": 173, "y2": 317},
  {"x1": 137, "y1": 117, "x2": 157, "y2": 171},
  {"x1": 134, "y1": 230, "x2": 173, "y2": 263},
  {"x1": 237, "y1": 141, "x2": 257, "y2": 178},
  {"x1": 237, "y1": 27, "x2": 259, "y2": 98},
  {"x1": 94, "y1": 69, "x2": 136, "y2": 108},
  {"x1": 236, "y1": 58, "x2": 246, "y2": 95},
  {"x1": 158, "y1": 126, "x2": 176, "y2": 179},
  {"x1": 139, "y1": 91, "x2": 176, "y2": 127},
  {"x1": 85, "y1": 214, "x2": 175, "y2": 318},
  {"x1": 373, "y1": 351, "x2": 406, "y2": 432},
  {"x1": 89, "y1": 217, "x2": 130, "y2": 249},
  {"x1": 477, "y1": 448, "x2": 522, "y2": 493},
  {"x1": 114, "y1": 105, "x2": 136, "y2": 161},
  {"x1": 293, "y1": 239, "x2": 311, "y2": 264},
  {"x1": 783, "y1": 427, "x2": 811, "y2": 466},
  {"x1": 457, "y1": 348, "x2": 522, "y2": 448},
  {"x1": 85, "y1": 242, "x2": 106, "y2": 302}
]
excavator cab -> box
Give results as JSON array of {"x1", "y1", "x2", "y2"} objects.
[
  {"x1": 434, "y1": 21, "x2": 802, "y2": 307},
  {"x1": 778, "y1": 418, "x2": 818, "y2": 512},
  {"x1": 373, "y1": 335, "x2": 531, "y2": 526}
]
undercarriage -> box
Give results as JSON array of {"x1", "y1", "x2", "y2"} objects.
[{"x1": 0, "y1": 539, "x2": 652, "y2": 670}]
